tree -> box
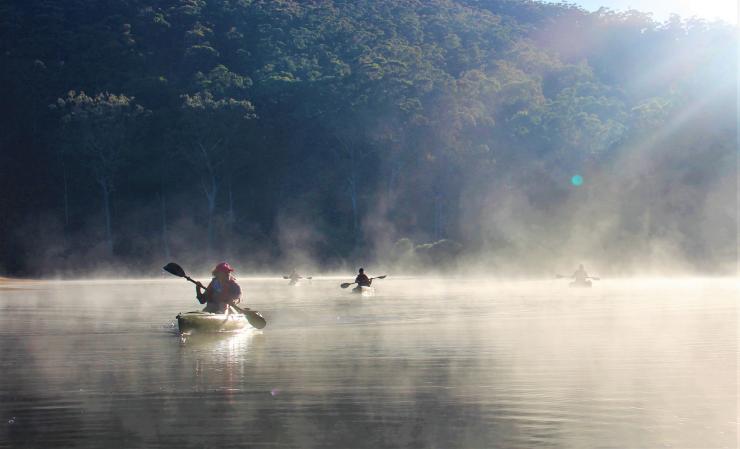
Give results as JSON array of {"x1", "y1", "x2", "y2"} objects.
[
  {"x1": 178, "y1": 90, "x2": 255, "y2": 258},
  {"x1": 53, "y1": 91, "x2": 149, "y2": 254},
  {"x1": 0, "y1": 0, "x2": 736, "y2": 275}
]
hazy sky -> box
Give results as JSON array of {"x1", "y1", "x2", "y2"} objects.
[{"x1": 555, "y1": 0, "x2": 738, "y2": 24}]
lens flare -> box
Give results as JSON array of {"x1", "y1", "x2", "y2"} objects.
[{"x1": 571, "y1": 175, "x2": 584, "y2": 186}]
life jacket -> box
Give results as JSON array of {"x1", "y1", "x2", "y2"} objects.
[
  {"x1": 355, "y1": 274, "x2": 371, "y2": 287},
  {"x1": 206, "y1": 278, "x2": 241, "y2": 303}
]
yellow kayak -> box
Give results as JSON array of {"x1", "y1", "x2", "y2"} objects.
[{"x1": 176, "y1": 311, "x2": 249, "y2": 333}]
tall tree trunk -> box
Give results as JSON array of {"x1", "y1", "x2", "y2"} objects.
[
  {"x1": 100, "y1": 180, "x2": 113, "y2": 254},
  {"x1": 336, "y1": 135, "x2": 363, "y2": 245},
  {"x1": 204, "y1": 175, "x2": 218, "y2": 260},
  {"x1": 159, "y1": 165, "x2": 170, "y2": 260},
  {"x1": 348, "y1": 171, "x2": 358, "y2": 240},
  {"x1": 387, "y1": 162, "x2": 400, "y2": 200},
  {"x1": 197, "y1": 142, "x2": 221, "y2": 261},
  {"x1": 433, "y1": 190, "x2": 444, "y2": 240},
  {"x1": 160, "y1": 191, "x2": 170, "y2": 260},
  {"x1": 348, "y1": 146, "x2": 359, "y2": 241},
  {"x1": 62, "y1": 158, "x2": 69, "y2": 227},
  {"x1": 227, "y1": 175, "x2": 235, "y2": 233}
]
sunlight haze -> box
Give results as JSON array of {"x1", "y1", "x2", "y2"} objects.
[
  {"x1": 560, "y1": 0, "x2": 738, "y2": 23},
  {"x1": 0, "y1": 1, "x2": 736, "y2": 447}
]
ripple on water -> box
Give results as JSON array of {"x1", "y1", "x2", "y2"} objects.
[{"x1": 0, "y1": 278, "x2": 736, "y2": 448}]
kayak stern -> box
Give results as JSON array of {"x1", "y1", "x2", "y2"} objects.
[
  {"x1": 352, "y1": 286, "x2": 375, "y2": 297},
  {"x1": 569, "y1": 280, "x2": 592, "y2": 288}
]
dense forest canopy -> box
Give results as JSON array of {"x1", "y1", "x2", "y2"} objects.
[{"x1": 0, "y1": 0, "x2": 736, "y2": 276}]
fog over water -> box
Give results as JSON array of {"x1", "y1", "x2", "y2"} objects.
[
  {"x1": 0, "y1": 1, "x2": 736, "y2": 447},
  {"x1": 1, "y1": 1, "x2": 736, "y2": 278},
  {"x1": 0, "y1": 277, "x2": 735, "y2": 448}
]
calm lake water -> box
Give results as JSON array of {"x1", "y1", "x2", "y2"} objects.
[{"x1": 0, "y1": 277, "x2": 736, "y2": 448}]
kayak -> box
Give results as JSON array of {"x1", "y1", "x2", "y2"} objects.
[
  {"x1": 352, "y1": 286, "x2": 375, "y2": 296},
  {"x1": 569, "y1": 280, "x2": 592, "y2": 288},
  {"x1": 176, "y1": 311, "x2": 249, "y2": 333}
]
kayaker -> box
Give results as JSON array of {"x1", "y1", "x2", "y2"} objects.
[
  {"x1": 196, "y1": 262, "x2": 242, "y2": 313},
  {"x1": 571, "y1": 264, "x2": 589, "y2": 284},
  {"x1": 355, "y1": 268, "x2": 372, "y2": 287},
  {"x1": 288, "y1": 269, "x2": 301, "y2": 285}
]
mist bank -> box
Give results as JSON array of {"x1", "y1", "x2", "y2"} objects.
[{"x1": 0, "y1": 1, "x2": 736, "y2": 277}]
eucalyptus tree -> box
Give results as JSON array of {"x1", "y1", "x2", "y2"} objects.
[
  {"x1": 53, "y1": 91, "x2": 149, "y2": 254},
  {"x1": 178, "y1": 89, "x2": 255, "y2": 258},
  {"x1": 332, "y1": 130, "x2": 369, "y2": 242},
  {"x1": 0, "y1": 0, "x2": 735, "y2": 275}
]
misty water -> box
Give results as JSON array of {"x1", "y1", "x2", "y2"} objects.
[{"x1": 0, "y1": 277, "x2": 736, "y2": 448}]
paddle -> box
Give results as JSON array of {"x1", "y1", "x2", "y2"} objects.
[
  {"x1": 282, "y1": 276, "x2": 313, "y2": 280},
  {"x1": 164, "y1": 262, "x2": 206, "y2": 289},
  {"x1": 230, "y1": 304, "x2": 266, "y2": 329},
  {"x1": 340, "y1": 275, "x2": 387, "y2": 289},
  {"x1": 163, "y1": 262, "x2": 267, "y2": 329}
]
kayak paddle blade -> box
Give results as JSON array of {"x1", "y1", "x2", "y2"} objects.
[
  {"x1": 245, "y1": 311, "x2": 266, "y2": 329},
  {"x1": 163, "y1": 262, "x2": 186, "y2": 278},
  {"x1": 340, "y1": 282, "x2": 352, "y2": 289},
  {"x1": 231, "y1": 305, "x2": 267, "y2": 329}
]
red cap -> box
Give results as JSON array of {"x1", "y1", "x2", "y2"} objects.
[{"x1": 212, "y1": 262, "x2": 234, "y2": 274}]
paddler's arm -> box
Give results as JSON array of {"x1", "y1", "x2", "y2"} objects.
[
  {"x1": 195, "y1": 281, "x2": 209, "y2": 304},
  {"x1": 231, "y1": 283, "x2": 242, "y2": 305}
]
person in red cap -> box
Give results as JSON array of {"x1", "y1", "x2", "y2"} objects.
[{"x1": 196, "y1": 262, "x2": 242, "y2": 313}]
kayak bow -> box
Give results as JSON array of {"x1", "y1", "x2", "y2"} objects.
[{"x1": 176, "y1": 310, "x2": 250, "y2": 333}]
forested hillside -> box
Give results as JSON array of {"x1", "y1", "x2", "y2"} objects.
[{"x1": 0, "y1": 0, "x2": 735, "y2": 275}]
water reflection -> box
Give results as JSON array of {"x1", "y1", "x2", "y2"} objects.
[
  {"x1": 0, "y1": 278, "x2": 736, "y2": 448},
  {"x1": 177, "y1": 328, "x2": 260, "y2": 346},
  {"x1": 178, "y1": 330, "x2": 263, "y2": 400}
]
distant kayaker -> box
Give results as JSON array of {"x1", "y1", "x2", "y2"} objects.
[
  {"x1": 355, "y1": 268, "x2": 372, "y2": 287},
  {"x1": 196, "y1": 262, "x2": 242, "y2": 313},
  {"x1": 288, "y1": 269, "x2": 301, "y2": 285},
  {"x1": 571, "y1": 264, "x2": 589, "y2": 284}
]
